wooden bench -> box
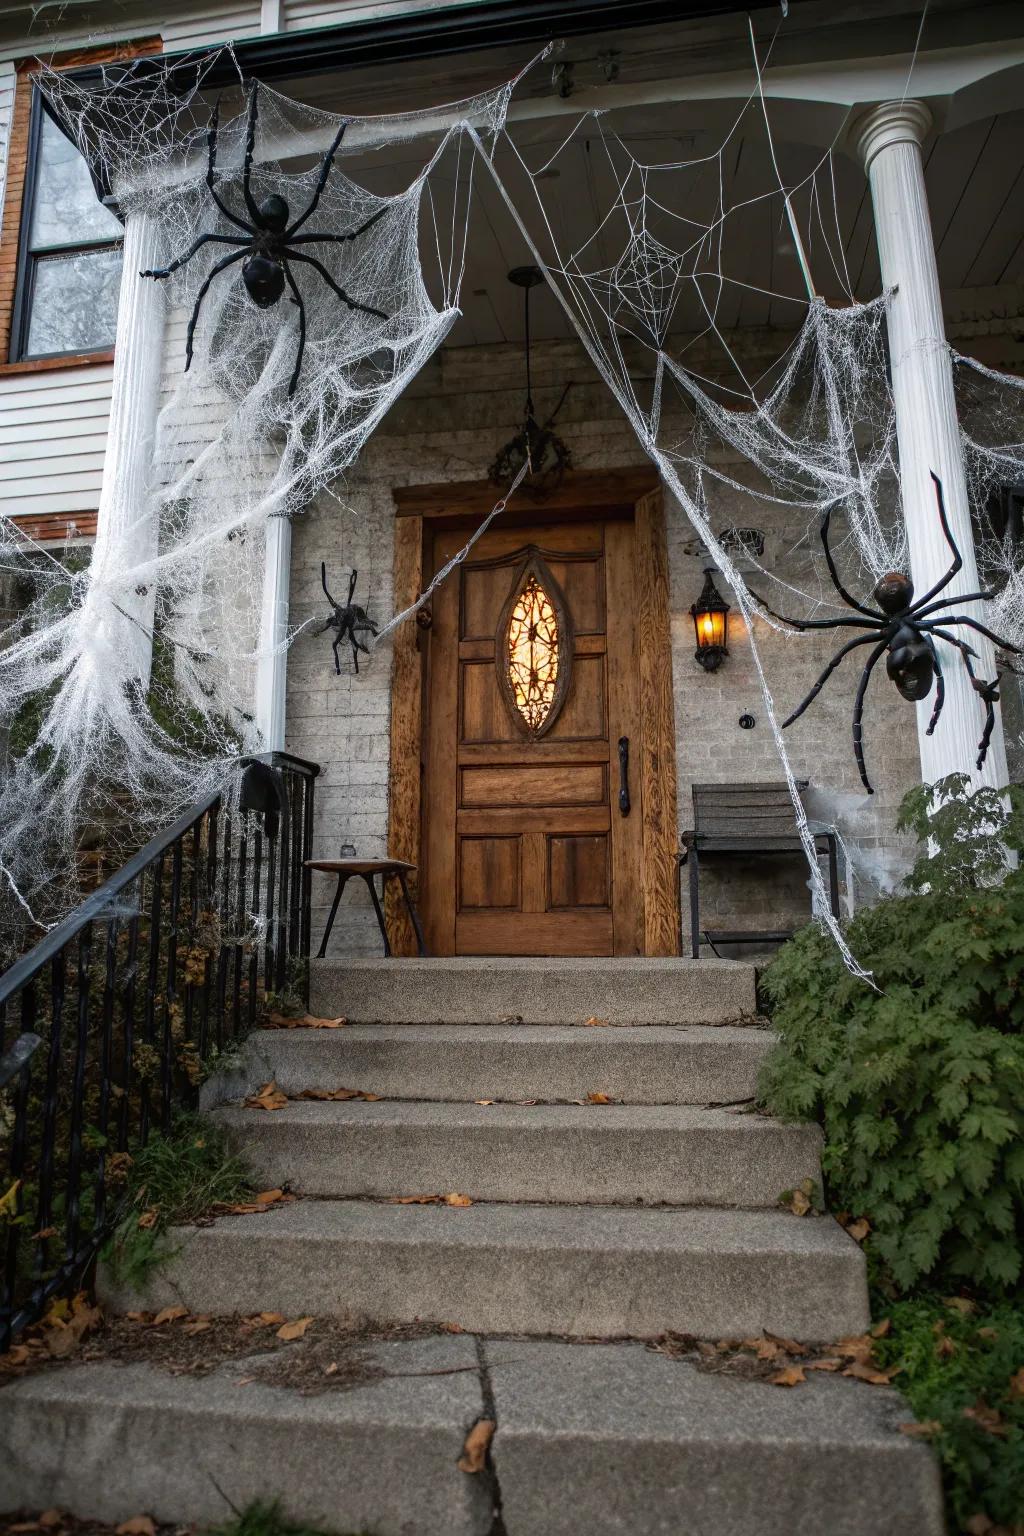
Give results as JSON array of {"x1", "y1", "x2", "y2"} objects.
[{"x1": 679, "y1": 782, "x2": 841, "y2": 959}]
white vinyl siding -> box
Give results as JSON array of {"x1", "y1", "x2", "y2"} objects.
[
  {"x1": 0, "y1": 365, "x2": 114, "y2": 519},
  {"x1": 162, "y1": 3, "x2": 262, "y2": 50},
  {"x1": 283, "y1": 0, "x2": 479, "y2": 27}
]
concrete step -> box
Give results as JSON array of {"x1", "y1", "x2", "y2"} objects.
[
  {"x1": 0, "y1": 1338, "x2": 943, "y2": 1535},
  {"x1": 309, "y1": 956, "x2": 756, "y2": 1025},
  {"x1": 214, "y1": 1099, "x2": 821, "y2": 1207},
  {"x1": 215, "y1": 1023, "x2": 773, "y2": 1105},
  {"x1": 101, "y1": 1199, "x2": 869, "y2": 1341},
  {"x1": 488, "y1": 1340, "x2": 944, "y2": 1535},
  {"x1": 0, "y1": 1337, "x2": 492, "y2": 1536}
]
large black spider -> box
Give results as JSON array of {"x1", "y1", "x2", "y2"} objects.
[
  {"x1": 754, "y1": 472, "x2": 1020, "y2": 794},
  {"x1": 141, "y1": 81, "x2": 387, "y2": 396},
  {"x1": 317, "y1": 563, "x2": 379, "y2": 674}
]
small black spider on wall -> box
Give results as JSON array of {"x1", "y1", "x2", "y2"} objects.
[
  {"x1": 754, "y1": 473, "x2": 1020, "y2": 793},
  {"x1": 317, "y1": 563, "x2": 379, "y2": 674},
  {"x1": 141, "y1": 81, "x2": 388, "y2": 396}
]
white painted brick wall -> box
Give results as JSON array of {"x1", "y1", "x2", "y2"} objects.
[{"x1": 286, "y1": 338, "x2": 921, "y2": 956}]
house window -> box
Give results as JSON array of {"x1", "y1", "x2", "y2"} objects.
[{"x1": 11, "y1": 93, "x2": 123, "y2": 361}]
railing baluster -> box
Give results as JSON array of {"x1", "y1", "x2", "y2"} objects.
[
  {"x1": 141, "y1": 853, "x2": 164, "y2": 1146},
  {"x1": 32, "y1": 967, "x2": 60, "y2": 1284},
  {"x1": 1, "y1": 1045, "x2": 34, "y2": 1353},
  {"x1": 233, "y1": 815, "x2": 248, "y2": 1043},
  {"x1": 93, "y1": 915, "x2": 119, "y2": 1233},
  {"x1": 161, "y1": 841, "x2": 183, "y2": 1131},
  {"x1": 64, "y1": 923, "x2": 93, "y2": 1262},
  {"x1": 118, "y1": 905, "x2": 140, "y2": 1153},
  {"x1": 248, "y1": 825, "x2": 262, "y2": 1029}
]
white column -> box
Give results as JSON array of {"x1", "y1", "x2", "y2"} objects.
[
  {"x1": 854, "y1": 100, "x2": 1008, "y2": 792},
  {"x1": 254, "y1": 513, "x2": 292, "y2": 751},
  {"x1": 85, "y1": 208, "x2": 166, "y2": 689}
]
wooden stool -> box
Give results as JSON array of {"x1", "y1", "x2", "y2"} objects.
[{"x1": 305, "y1": 858, "x2": 428, "y2": 958}]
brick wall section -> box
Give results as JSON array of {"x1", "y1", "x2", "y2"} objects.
[{"x1": 286, "y1": 338, "x2": 921, "y2": 957}]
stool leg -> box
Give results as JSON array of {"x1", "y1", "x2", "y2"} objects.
[
  {"x1": 688, "y1": 847, "x2": 701, "y2": 960},
  {"x1": 316, "y1": 875, "x2": 347, "y2": 960},
  {"x1": 363, "y1": 873, "x2": 392, "y2": 957},
  {"x1": 398, "y1": 871, "x2": 428, "y2": 957}
]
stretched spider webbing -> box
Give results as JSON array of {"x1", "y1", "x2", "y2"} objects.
[{"x1": 3, "y1": 32, "x2": 1024, "y2": 979}]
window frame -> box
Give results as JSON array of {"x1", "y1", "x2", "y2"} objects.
[{"x1": 8, "y1": 87, "x2": 124, "y2": 365}]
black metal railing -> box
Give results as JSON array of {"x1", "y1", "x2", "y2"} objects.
[{"x1": 0, "y1": 751, "x2": 319, "y2": 1351}]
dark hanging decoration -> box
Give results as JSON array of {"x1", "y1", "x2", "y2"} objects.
[
  {"x1": 489, "y1": 265, "x2": 573, "y2": 498},
  {"x1": 317, "y1": 563, "x2": 379, "y2": 674},
  {"x1": 141, "y1": 80, "x2": 388, "y2": 396},
  {"x1": 754, "y1": 472, "x2": 1021, "y2": 794}
]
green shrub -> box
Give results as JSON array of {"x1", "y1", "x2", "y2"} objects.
[
  {"x1": 872, "y1": 1296, "x2": 1024, "y2": 1532},
  {"x1": 759, "y1": 776, "x2": 1024, "y2": 1297}
]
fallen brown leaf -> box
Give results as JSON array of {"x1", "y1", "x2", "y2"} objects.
[
  {"x1": 833, "y1": 1334, "x2": 875, "y2": 1362},
  {"x1": 183, "y1": 1319, "x2": 213, "y2": 1336},
  {"x1": 978, "y1": 1327, "x2": 1001, "y2": 1343},
  {"x1": 277, "y1": 1316, "x2": 314, "y2": 1341},
  {"x1": 782, "y1": 1178, "x2": 816, "y2": 1217},
  {"x1": 390, "y1": 1193, "x2": 443, "y2": 1205},
  {"x1": 944, "y1": 1296, "x2": 977, "y2": 1316},
  {"x1": 845, "y1": 1217, "x2": 871, "y2": 1242},
  {"x1": 770, "y1": 1364, "x2": 805, "y2": 1387},
  {"x1": 30, "y1": 1226, "x2": 58, "y2": 1242},
  {"x1": 842, "y1": 1360, "x2": 900, "y2": 1386},
  {"x1": 151, "y1": 1304, "x2": 188, "y2": 1327},
  {"x1": 935, "y1": 1333, "x2": 957, "y2": 1359},
  {"x1": 298, "y1": 1086, "x2": 380, "y2": 1102},
  {"x1": 805, "y1": 1357, "x2": 843, "y2": 1372},
  {"x1": 266, "y1": 1012, "x2": 347, "y2": 1029},
  {"x1": 116, "y1": 1519, "x2": 157, "y2": 1536},
  {"x1": 137, "y1": 1209, "x2": 158, "y2": 1230},
  {"x1": 963, "y1": 1399, "x2": 1008, "y2": 1437},
  {"x1": 458, "y1": 1417, "x2": 495, "y2": 1473},
  {"x1": 37, "y1": 1516, "x2": 63, "y2": 1531},
  {"x1": 586, "y1": 1092, "x2": 613, "y2": 1105},
  {"x1": 899, "y1": 1420, "x2": 944, "y2": 1439},
  {"x1": 870, "y1": 1318, "x2": 891, "y2": 1339},
  {"x1": 474, "y1": 1100, "x2": 494, "y2": 1106},
  {"x1": 249, "y1": 1312, "x2": 285, "y2": 1327},
  {"x1": 246, "y1": 1080, "x2": 288, "y2": 1111},
  {"x1": 582, "y1": 1016, "x2": 609, "y2": 1027},
  {"x1": 445, "y1": 1192, "x2": 473, "y2": 1207}
]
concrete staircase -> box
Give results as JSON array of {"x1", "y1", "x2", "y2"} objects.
[{"x1": 0, "y1": 958, "x2": 944, "y2": 1535}]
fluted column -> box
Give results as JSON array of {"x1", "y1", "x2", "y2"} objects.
[
  {"x1": 86, "y1": 208, "x2": 165, "y2": 689},
  {"x1": 854, "y1": 100, "x2": 1008, "y2": 792}
]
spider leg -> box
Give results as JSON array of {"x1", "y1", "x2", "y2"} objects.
[
  {"x1": 748, "y1": 590, "x2": 881, "y2": 631},
  {"x1": 184, "y1": 248, "x2": 248, "y2": 372},
  {"x1": 283, "y1": 261, "x2": 307, "y2": 397},
  {"x1": 286, "y1": 250, "x2": 388, "y2": 320},
  {"x1": 332, "y1": 636, "x2": 343, "y2": 675},
  {"x1": 781, "y1": 633, "x2": 882, "y2": 728},
  {"x1": 911, "y1": 472, "x2": 963, "y2": 609},
  {"x1": 241, "y1": 81, "x2": 264, "y2": 228},
  {"x1": 321, "y1": 562, "x2": 338, "y2": 608},
  {"x1": 141, "y1": 232, "x2": 240, "y2": 281},
  {"x1": 347, "y1": 570, "x2": 358, "y2": 604},
  {"x1": 918, "y1": 613, "x2": 1021, "y2": 655},
  {"x1": 350, "y1": 635, "x2": 360, "y2": 675},
  {"x1": 285, "y1": 119, "x2": 350, "y2": 237},
  {"x1": 921, "y1": 635, "x2": 945, "y2": 736},
  {"x1": 205, "y1": 97, "x2": 254, "y2": 235},
  {"x1": 976, "y1": 683, "x2": 1000, "y2": 770},
  {"x1": 819, "y1": 506, "x2": 879, "y2": 618},
  {"x1": 852, "y1": 640, "x2": 890, "y2": 795},
  {"x1": 288, "y1": 207, "x2": 389, "y2": 245},
  {"x1": 913, "y1": 589, "x2": 998, "y2": 620}
]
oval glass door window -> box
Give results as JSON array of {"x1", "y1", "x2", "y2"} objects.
[{"x1": 497, "y1": 550, "x2": 573, "y2": 737}]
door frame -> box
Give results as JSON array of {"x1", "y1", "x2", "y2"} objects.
[{"x1": 385, "y1": 468, "x2": 680, "y2": 956}]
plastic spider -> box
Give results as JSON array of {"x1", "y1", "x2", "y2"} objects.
[
  {"x1": 317, "y1": 563, "x2": 379, "y2": 674},
  {"x1": 754, "y1": 472, "x2": 1020, "y2": 794},
  {"x1": 141, "y1": 81, "x2": 387, "y2": 395}
]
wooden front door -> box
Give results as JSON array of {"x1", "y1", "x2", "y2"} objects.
[{"x1": 421, "y1": 517, "x2": 643, "y2": 956}]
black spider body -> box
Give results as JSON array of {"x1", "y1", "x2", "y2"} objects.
[
  {"x1": 141, "y1": 83, "x2": 388, "y2": 395},
  {"x1": 754, "y1": 472, "x2": 1020, "y2": 793},
  {"x1": 317, "y1": 564, "x2": 379, "y2": 675}
]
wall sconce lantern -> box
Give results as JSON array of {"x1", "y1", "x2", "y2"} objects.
[{"x1": 691, "y1": 564, "x2": 730, "y2": 672}]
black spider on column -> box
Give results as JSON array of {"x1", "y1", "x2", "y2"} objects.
[
  {"x1": 141, "y1": 81, "x2": 388, "y2": 395},
  {"x1": 317, "y1": 563, "x2": 379, "y2": 674},
  {"x1": 752, "y1": 472, "x2": 1020, "y2": 793}
]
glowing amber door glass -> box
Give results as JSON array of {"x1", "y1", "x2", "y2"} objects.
[{"x1": 507, "y1": 573, "x2": 560, "y2": 733}]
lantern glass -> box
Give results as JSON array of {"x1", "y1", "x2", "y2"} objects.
[{"x1": 690, "y1": 566, "x2": 730, "y2": 670}]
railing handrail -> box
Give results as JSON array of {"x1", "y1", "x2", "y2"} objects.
[{"x1": 0, "y1": 750, "x2": 319, "y2": 1005}]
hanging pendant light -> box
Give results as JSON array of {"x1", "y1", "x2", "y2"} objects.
[{"x1": 489, "y1": 265, "x2": 573, "y2": 498}]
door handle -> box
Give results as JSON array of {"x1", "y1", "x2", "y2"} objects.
[{"x1": 617, "y1": 736, "x2": 631, "y2": 816}]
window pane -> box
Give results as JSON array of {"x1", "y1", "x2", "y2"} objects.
[
  {"x1": 25, "y1": 247, "x2": 122, "y2": 357},
  {"x1": 29, "y1": 109, "x2": 122, "y2": 249}
]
